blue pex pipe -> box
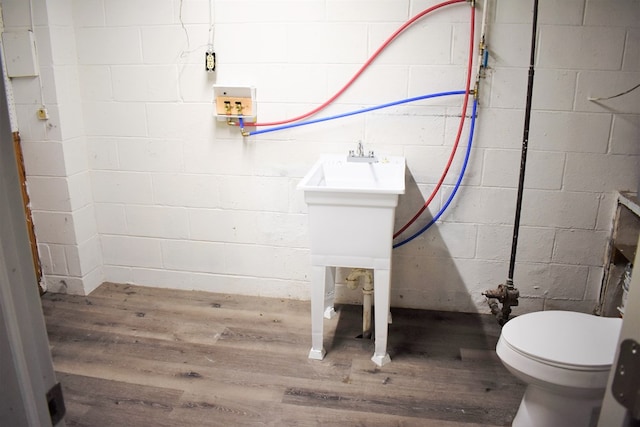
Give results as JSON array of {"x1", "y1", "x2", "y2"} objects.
[
  {"x1": 393, "y1": 98, "x2": 478, "y2": 249},
  {"x1": 247, "y1": 90, "x2": 467, "y2": 136}
]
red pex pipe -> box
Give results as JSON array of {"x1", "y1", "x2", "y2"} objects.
[
  {"x1": 245, "y1": 0, "x2": 467, "y2": 127},
  {"x1": 393, "y1": 2, "x2": 476, "y2": 239}
]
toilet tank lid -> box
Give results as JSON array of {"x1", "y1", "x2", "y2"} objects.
[{"x1": 501, "y1": 311, "x2": 622, "y2": 368}]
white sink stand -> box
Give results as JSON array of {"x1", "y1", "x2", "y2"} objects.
[
  {"x1": 298, "y1": 154, "x2": 405, "y2": 367},
  {"x1": 309, "y1": 261, "x2": 392, "y2": 367}
]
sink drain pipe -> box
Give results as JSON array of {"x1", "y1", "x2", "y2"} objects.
[
  {"x1": 346, "y1": 269, "x2": 374, "y2": 339},
  {"x1": 483, "y1": 0, "x2": 539, "y2": 325}
]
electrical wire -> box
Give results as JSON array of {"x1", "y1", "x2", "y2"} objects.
[
  {"x1": 588, "y1": 82, "x2": 640, "y2": 101},
  {"x1": 393, "y1": 98, "x2": 478, "y2": 249},
  {"x1": 208, "y1": 0, "x2": 216, "y2": 49},
  {"x1": 177, "y1": 0, "x2": 215, "y2": 57},
  {"x1": 178, "y1": 0, "x2": 191, "y2": 55},
  {"x1": 27, "y1": 0, "x2": 46, "y2": 110},
  {"x1": 392, "y1": 2, "x2": 476, "y2": 239},
  {"x1": 248, "y1": 91, "x2": 467, "y2": 136},
  {"x1": 243, "y1": 0, "x2": 466, "y2": 127}
]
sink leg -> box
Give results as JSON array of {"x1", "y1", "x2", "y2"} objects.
[
  {"x1": 309, "y1": 265, "x2": 335, "y2": 360},
  {"x1": 371, "y1": 268, "x2": 391, "y2": 367}
]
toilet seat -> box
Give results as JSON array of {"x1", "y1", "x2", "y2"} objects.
[
  {"x1": 500, "y1": 338, "x2": 608, "y2": 372},
  {"x1": 500, "y1": 311, "x2": 621, "y2": 370}
]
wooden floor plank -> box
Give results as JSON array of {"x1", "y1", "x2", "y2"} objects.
[
  {"x1": 43, "y1": 283, "x2": 524, "y2": 426},
  {"x1": 57, "y1": 372, "x2": 183, "y2": 427},
  {"x1": 275, "y1": 404, "x2": 501, "y2": 427},
  {"x1": 282, "y1": 386, "x2": 516, "y2": 425},
  {"x1": 346, "y1": 358, "x2": 523, "y2": 403}
]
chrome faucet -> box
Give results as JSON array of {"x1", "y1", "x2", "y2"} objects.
[{"x1": 348, "y1": 141, "x2": 377, "y2": 163}]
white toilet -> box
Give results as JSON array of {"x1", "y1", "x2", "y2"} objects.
[{"x1": 496, "y1": 310, "x2": 622, "y2": 427}]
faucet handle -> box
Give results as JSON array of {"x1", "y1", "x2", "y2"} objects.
[{"x1": 347, "y1": 141, "x2": 377, "y2": 163}]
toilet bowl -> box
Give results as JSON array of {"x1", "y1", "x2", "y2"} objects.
[{"x1": 496, "y1": 310, "x2": 622, "y2": 427}]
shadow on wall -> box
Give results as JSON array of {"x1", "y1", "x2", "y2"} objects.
[{"x1": 335, "y1": 167, "x2": 481, "y2": 315}]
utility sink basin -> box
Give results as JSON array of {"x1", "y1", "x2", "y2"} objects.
[
  {"x1": 298, "y1": 154, "x2": 406, "y2": 264},
  {"x1": 298, "y1": 153, "x2": 405, "y2": 366},
  {"x1": 298, "y1": 154, "x2": 406, "y2": 194}
]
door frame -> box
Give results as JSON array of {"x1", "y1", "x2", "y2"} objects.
[{"x1": 0, "y1": 51, "x2": 62, "y2": 426}]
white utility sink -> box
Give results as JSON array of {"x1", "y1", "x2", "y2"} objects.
[
  {"x1": 298, "y1": 153, "x2": 406, "y2": 366},
  {"x1": 298, "y1": 154, "x2": 406, "y2": 194}
]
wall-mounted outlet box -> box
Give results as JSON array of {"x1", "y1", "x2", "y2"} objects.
[
  {"x1": 213, "y1": 85, "x2": 257, "y2": 121},
  {"x1": 36, "y1": 107, "x2": 48, "y2": 120}
]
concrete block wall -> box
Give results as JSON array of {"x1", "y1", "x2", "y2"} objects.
[
  {"x1": 2, "y1": 0, "x2": 103, "y2": 294},
  {"x1": 3, "y1": 0, "x2": 639, "y2": 314}
]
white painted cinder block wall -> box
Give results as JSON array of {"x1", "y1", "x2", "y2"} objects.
[
  {"x1": 2, "y1": 0, "x2": 639, "y2": 314},
  {"x1": 2, "y1": 0, "x2": 104, "y2": 294}
]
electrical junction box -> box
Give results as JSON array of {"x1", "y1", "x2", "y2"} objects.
[
  {"x1": 213, "y1": 85, "x2": 256, "y2": 122},
  {"x1": 2, "y1": 30, "x2": 39, "y2": 77}
]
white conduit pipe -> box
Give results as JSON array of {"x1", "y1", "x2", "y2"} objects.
[
  {"x1": 475, "y1": 0, "x2": 490, "y2": 89},
  {"x1": 346, "y1": 268, "x2": 374, "y2": 339},
  {"x1": 480, "y1": 0, "x2": 489, "y2": 48}
]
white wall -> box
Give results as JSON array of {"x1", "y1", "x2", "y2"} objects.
[
  {"x1": 1, "y1": 0, "x2": 103, "y2": 294},
  {"x1": 2, "y1": 0, "x2": 639, "y2": 314}
]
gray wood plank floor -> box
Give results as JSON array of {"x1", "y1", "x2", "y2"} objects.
[{"x1": 42, "y1": 282, "x2": 524, "y2": 426}]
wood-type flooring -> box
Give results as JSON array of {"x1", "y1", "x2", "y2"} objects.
[{"x1": 42, "y1": 282, "x2": 524, "y2": 426}]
